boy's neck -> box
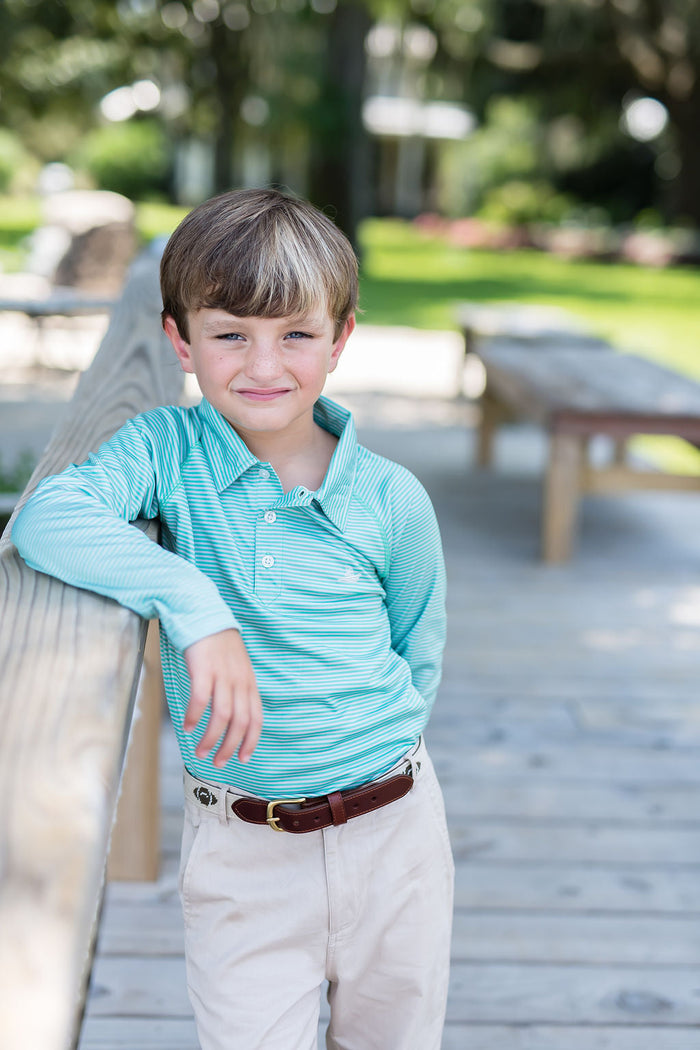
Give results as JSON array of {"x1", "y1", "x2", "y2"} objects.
[{"x1": 232, "y1": 417, "x2": 338, "y2": 493}]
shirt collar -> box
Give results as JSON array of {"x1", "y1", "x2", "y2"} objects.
[
  {"x1": 195, "y1": 395, "x2": 358, "y2": 532},
  {"x1": 312, "y1": 396, "x2": 357, "y2": 532},
  {"x1": 197, "y1": 398, "x2": 258, "y2": 490}
]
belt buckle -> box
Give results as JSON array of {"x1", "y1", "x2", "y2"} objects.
[{"x1": 266, "y1": 797, "x2": 306, "y2": 832}]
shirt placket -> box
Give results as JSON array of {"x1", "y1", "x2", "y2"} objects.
[
  {"x1": 253, "y1": 478, "x2": 318, "y2": 604},
  {"x1": 253, "y1": 467, "x2": 283, "y2": 603}
]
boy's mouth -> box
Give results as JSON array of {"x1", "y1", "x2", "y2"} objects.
[{"x1": 236, "y1": 387, "x2": 290, "y2": 401}]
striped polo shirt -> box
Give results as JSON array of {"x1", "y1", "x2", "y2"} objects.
[{"x1": 13, "y1": 396, "x2": 446, "y2": 797}]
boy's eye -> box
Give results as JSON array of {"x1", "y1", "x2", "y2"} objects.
[
  {"x1": 286, "y1": 330, "x2": 312, "y2": 340},
  {"x1": 216, "y1": 332, "x2": 245, "y2": 341}
]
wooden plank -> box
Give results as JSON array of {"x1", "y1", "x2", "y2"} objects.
[
  {"x1": 442, "y1": 780, "x2": 700, "y2": 823},
  {"x1": 478, "y1": 342, "x2": 700, "y2": 420},
  {"x1": 81, "y1": 955, "x2": 700, "y2": 1025},
  {"x1": 448, "y1": 819, "x2": 700, "y2": 865},
  {"x1": 583, "y1": 465, "x2": 700, "y2": 493},
  {"x1": 447, "y1": 961, "x2": 700, "y2": 1024},
  {"x1": 435, "y1": 697, "x2": 700, "y2": 751},
  {"x1": 79, "y1": 1017, "x2": 197, "y2": 1050},
  {"x1": 0, "y1": 293, "x2": 116, "y2": 318},
  {"x1": 432, "y1": 700, "x2": 700, "y2": 748},
  {"x1": 553, "y1": 410, "x2": 700, "y2": 440},
  {"x1": 82, "y1": 957, "x2": 191, "y2": 1018},
  {"x1": 91, "y1": 900, "x2": 186, "y2": 956},
  {"x1": 78, "y1": 1016, "x2": 700, "y2": 1050},
  {"x1": 101, "y1": 856, "x2": 181, "y2": 907},
  {"x1": 0, "y1": 254, "x2": 184, "y2": 1050},
  {"x1": 441, "y1": 1023, "x2": 700, "y2": 1050},
  {"x1": 455, "y1": 301, "x2": 600, "y2": 349},
  {"x1": 429, "y1": 741, "x2": 700, "y2": 785},
  {"x1": 455, "y1": 861, "x2": 700, "y2": 913},
  {"x1": 451, "y1": 912, "x2": 700, "y2": 965}
]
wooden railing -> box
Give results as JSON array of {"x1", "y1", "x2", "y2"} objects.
[{"x1": 0, "y1": 252, "x2": 184, "y2": 1050}]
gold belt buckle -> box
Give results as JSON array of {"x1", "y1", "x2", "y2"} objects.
[{"x1": 266, "y1": 797, "x2": 306, "y2": 832}]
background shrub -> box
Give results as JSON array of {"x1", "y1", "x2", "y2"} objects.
[
  {"x1": 72, "y1": 119, "x2": 172, "y2": 201},
  {"x1": 0, "y1": 129, "x2": 40, "y2": 194}
]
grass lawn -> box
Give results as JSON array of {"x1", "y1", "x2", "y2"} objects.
[
  {"x1": 359, "y1": 218, "x2": 700, "y2": 373},
  {"x1": 1, "y1": 198, "x2": 698, "y2": 470}
]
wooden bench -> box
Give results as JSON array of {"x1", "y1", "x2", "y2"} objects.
[
  {"x1": 456, "y1": 301, "x2": 611, "y2": 355},
  {"x1": 0, "y1": 254, "x2": 183, "y2": 1050},
  {"x1": 0, "y1": 291, "x2": 117, "y2": 318},
  {"x1": 473, "y1": 335, "x2": 700, "y2": 562}
]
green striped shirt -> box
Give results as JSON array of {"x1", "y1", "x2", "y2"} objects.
[{"x1": 13, "y1": 396, "x2": 446, "y2": 796}]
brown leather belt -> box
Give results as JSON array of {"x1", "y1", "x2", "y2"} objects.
[{"x1": 232, "y1": 772, "x2": 414, "y2": 834}]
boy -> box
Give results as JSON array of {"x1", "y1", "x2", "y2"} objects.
[{"x1": 13, "y1": 188, "x2": 453, "y2": 1050}]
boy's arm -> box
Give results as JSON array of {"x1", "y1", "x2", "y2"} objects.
[
  {"x1": 12, "y1": 418, "x2": 262, "y2": 764},
  {"x1": 12, "y1": 419, "x2": 236, "y2": 651},
  {"x1": 383, "y1": 480, "x2": 446, "y2": 709}
]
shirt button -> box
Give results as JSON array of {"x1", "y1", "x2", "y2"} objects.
[
  {"x1": 261, "y1": 554, "x2": 275, "y2": 568},
  {"x1": 264, "y1": 510, "x2": 277, "y2": 524},
  {"x1": 258, "y1": 468, "x2": 270, "y2": 480}
]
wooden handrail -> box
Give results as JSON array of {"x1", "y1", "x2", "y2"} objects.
[{"x1": 0, "y1": 252, "x2": 184, "y2": 1050}]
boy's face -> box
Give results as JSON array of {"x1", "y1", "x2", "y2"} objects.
[{"x1": 164, "y1": 307, "x2": 355, "y2": 443}]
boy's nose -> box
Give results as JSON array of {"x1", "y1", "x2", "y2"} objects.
[{"x1": 245, "y1": 342, "x2": 284, "y2": 381}]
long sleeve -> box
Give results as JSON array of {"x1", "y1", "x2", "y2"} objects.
[
  {"x1": 383, "y1": 480, "x2": 446, "y2": 709},
  {"x1": 12, "y1": 418, "x2": 239, "y2": 653}
]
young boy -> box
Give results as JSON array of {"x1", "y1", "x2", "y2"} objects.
[{"x1": 13, "y1": 188, "x2": 453, "y2": 1050}]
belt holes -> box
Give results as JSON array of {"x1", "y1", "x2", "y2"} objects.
[
  {"x1": 371, "y1": 795, "x2": 377, "y2": 802},
  {"x1": 293, "y1": 819, "x2": 300, "y2": 827},
  {"x1": 314, "y1": 816, "x2": 320, "y2": 823}
]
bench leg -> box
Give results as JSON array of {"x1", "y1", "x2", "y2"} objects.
[
  {"x1": 107, "y1": 620, "x2": 162, "y2": 881},
  {"x1": 476, "y1": 390, "x2": 503, "y2": 468},
  {"x1": 542, "y1": 432, "x2": 585, "y2": 563},
  {"x1": 612, "y1": 438, "x2": 627, "y2": 465}
]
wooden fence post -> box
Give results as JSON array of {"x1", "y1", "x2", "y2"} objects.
[
  {"x1": 0, "y1": 252, "x2": 183, "y2": 1050},
  {"x1": 107, "y1": 621, "x2": 164, "y2": 882}
]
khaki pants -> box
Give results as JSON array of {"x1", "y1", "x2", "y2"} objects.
[{"x1": 180, "y1": 739, "x2": 454, "y2": 1050}]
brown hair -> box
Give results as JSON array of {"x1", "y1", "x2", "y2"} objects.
[{"x1": 160, "y1": 188, "x2": 359, "y2": 341}]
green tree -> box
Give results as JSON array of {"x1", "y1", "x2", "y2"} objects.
[{"x1": 425, "y1": 0, "x2": 700, "y2": 226}]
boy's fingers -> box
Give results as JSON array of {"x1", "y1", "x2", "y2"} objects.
[
  {"x1": 237, "y1": 694, "x2": 263, "y2": 764},
  {"x1": 193, "y1": 678, "x2": 230, "y2": 753},
  {"x1": 201, "y1": 680, "x2": 256, "y2": 764},
  {"x1": 220, "y1": 697, "x2": 262, "y2": 766},
  {"x1": 211, "y1": 704, "x2": 252, "y2": 766},
  {"x1": 212, "y1": 688, "x2": 262, "y2": 767},
  {"x1": 184, "y1": 679, "x2": 214, "y2": 731}
]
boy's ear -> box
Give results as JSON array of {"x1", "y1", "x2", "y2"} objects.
[
  {"x1": 163, "y1": 315, "x2": 196, "y2": 374},
  {"x1": 328, "y1": 314, "x2": 356, "y2": 373}
]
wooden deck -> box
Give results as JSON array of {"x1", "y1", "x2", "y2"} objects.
[{"x1": 79, "y1": 394, "x2": 700, "y2": 1050}]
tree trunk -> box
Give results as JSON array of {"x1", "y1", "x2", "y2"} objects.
[
  {"x1": 666, "y1": 91, "x2": 700, "y2": 229},
  {"x1": 210, "y1": 24, "x2": 243, "y2": 193},
  {"x1": 307, "y1": 1, "x2": 373, "y2": 249}
]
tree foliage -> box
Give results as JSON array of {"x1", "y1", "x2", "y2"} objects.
[{"x1": 0, "y1": 0, "x2": 699, "y2": 227}]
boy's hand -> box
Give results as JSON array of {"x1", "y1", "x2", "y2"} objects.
[{"x1": 183, "y1": 629, "x2": 262, "y2": 767}]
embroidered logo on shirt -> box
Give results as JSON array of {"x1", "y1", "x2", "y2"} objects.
[{"x1": 339, "y1": 567, "x2": 361, "y2": 584}]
